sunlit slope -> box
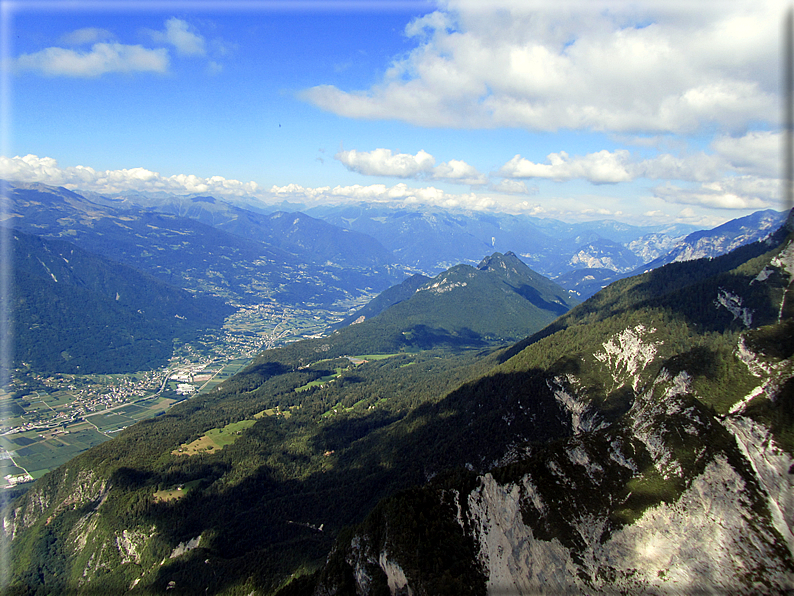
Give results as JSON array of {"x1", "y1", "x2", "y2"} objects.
[
  {"x1": 380, "y1": 251, "x2": 577, "y2": 342},
  {"x1": 332, "y1": 273, "x2": 431, "y2": 329},
  {"x1": 330, "y1": 251, "x2": 578, "y2": 348}
]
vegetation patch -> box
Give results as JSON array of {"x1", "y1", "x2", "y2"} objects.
[
  {"x1": 353, "y1": 353, "x2": 401, "y2": 361},
  {"x1": 260, "y1": 406, "x2": 299, "y2": 419},
  {"x1": 611, "y1": 465, "x2": 684, "y2": 526},
  {"x1": 294, "y1": 369, "x2": 344, "y2": 393},
  {"x1": 153, "y1": 478, "x2": 204, "y2": 503},
  {"x1": 172, "y1": 419, "x2": 257, "y2": 456}
]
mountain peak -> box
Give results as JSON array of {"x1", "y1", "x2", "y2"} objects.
[{"x1": 477, "y1": 251, "x2": 522, "y2": 272}]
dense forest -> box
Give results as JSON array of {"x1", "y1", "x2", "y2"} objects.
[{"x1": 11, "y1": 230, "x2": 233, "y2": 373}]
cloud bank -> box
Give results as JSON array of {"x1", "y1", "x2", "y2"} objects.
[
  {"x1": 494, "y1": 130, "x2": 781, "y2": 209},
  {"x1": 0, "y1": 155, "x2": 260, "y2": 196},
  {"x1": 270, "y1": 182, "x2": 499, "y2": 212},
  {"x1": 1, "y1": 152, "x2": 779, "y2": 226},
  {"x1": 302, "y1": 0, "x2": 780, "y2": 134},
  {"x1": 15, "y1": 44, "x2": 169, "y2": 77},
  {"x1": 0, "y1": 154, "x2": 506, "y2": 213}
]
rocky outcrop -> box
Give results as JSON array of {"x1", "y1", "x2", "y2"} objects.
[
  {"x1": 3, "y1": 468, "x2": 107, "y2": 541},
  {"x1": 316, "y1": 316, "x2": 794, "y2": 595}
]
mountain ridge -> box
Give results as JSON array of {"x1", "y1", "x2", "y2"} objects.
[
  {"x1": 331, "y1": 251, "x2": 578, "y2": 349},
  {"x1": 3, "y1": 182, "x2": 404, "y2": 307},
  {"x1": 312, "y1": 221, "x2": 794, "y2": 595}
]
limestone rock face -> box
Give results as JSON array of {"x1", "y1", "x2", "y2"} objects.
[{"x1": 317, "y1": 357, "x2": 793, "y2": 595}]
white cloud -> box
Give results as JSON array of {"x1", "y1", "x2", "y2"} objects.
[
  {"x1": 14, "y1": 18, "x2": 218, "y2": 78},
  {"x1": 634, "y1": 152, "x2": 723, "y2": 183},
  {"x1": 335, "y1": 148, "x2": 435, "y2": 178},
  {"x1": 654, "y1": 176, "x2": 779, "y2": 210},
  {"x1": 270, "y1": 181, "x2": 498, "y2": 211},
  {"x1": 146, "y1": 18, "x2": 206, "y2": 57},
  {"x1": 15, "y1": 43, "x2": 168, "y2": 77},
  {"x1": 497, "y1": 145, "x2": 759, "y2": 185},
  {"x1": 489, "y1": 179, "x2": 536, "y2": 195},
  {"x1": 3, "y1": 154, "x2": 776, "y2": 225},
  {"x1": 431, "y1": 159, "x2": 488, "y2": 185},
  {"x1": 302, "y1": 0, "x2": 780, "y2": 134},
  {"x1": 498, "y1": 150, "x2": 634, "y2": 184},
  {"x1": 335, "y1": 148, "x2": 486, "y2": 185},
  {"x1": 0, "y1": 154, "x2": 260, "y2": 196},
  {"x1": 711, "y1": 130, "x2": 780, "y2": 178}
]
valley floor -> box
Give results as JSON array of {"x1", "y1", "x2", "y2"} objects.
[{"x1": 1, "y1": 296, "x2": 372, "y2": 487}]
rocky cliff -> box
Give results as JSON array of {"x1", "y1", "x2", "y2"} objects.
[{"x1": 314, "y1": 226, "x2": 794, "y2": 596}]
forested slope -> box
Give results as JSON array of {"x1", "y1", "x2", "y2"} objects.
[{"x1": 11, "y1": 230, "x2": 232, "y2": 373}]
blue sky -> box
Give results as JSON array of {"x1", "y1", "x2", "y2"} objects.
[{"x1": 0, "y1": 0, "x2": 788, "y2": 227}]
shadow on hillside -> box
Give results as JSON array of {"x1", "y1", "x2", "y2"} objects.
[
  {"x1": 510, "y1": 282, "x2": 570, "y2": 316},
  {"x1": 401, "y1": 324, "x2": 487, "y2": 349},
  {"x1": 498, "y1": 262, "x2": 787, "y2": 367},
  {"x1": 122, "y1": 366, "x2": 579, "y2": 595}
]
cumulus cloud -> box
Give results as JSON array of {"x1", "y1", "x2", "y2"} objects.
[
  {"x1": 145, "y1": 18, "x2": 206, "y2": 57},
  {"x1": 654, "y1": 176, "x2": 779, "y2": 210},
  {"x1": 14, "y1": 43, "x2": 169, "y2": 77},
  {"x1": 3, "y1": 153, "x2": 777, "y2": 223},
  {"x1": 499, "y1": 150, "x2": 634, "y2": 184},
  {"x1": 431, "y1": 159, "x2": 488, "y2": 185},
  {"x1": 13, "y1": 18, "x2": 219, "y2": 77},
  {"x1": 335, "y1": 148, "x2": 486, "y2": 185},
  {"x1": 492, "y1": 129, "x2": 783, "y2": 212},
  {"x1": 496, "y1": 139, "x2": 773, "y2": 186},
  {"x1": 335, "y1": 148, "x2": 435, "y2": 178},
  {"x1": 302, "y1": 0, "x2": 780, "y2": 134},
  {"x1": 711, "y1": 130, "x2": 780, "y2": 178},
  {"x1": 0, "y1": 154, "x2": 260, "y2": 196},
  {"x1": 269, "y1": 181, "x2": 498, "y2": 211},
  {"x1": 634, "y1": 152, "x2": 723, "y2": 183}
]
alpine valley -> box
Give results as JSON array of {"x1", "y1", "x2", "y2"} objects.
[{"x1": 1, "y1": 181, "x2": 792, "y2": 595}]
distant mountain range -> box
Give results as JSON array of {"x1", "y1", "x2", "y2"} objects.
[
  {"x1": 641, "y1": 208, "x2": 787, "y2": 269},
  {"x1": 305, "y1": 202, "x2": 698, "y2": 277},
  {"x1": 559, "y1": 208, "x2": 788, "y2": 299},
  {"x1": 3, "y1": 182, "x2": 405, "y2": 307},
  {"x1": 135, "y1": 194, "x2": 393, "y2": 269},
  {"x1": 36, "y1": 185, "x2": 785, "y2": 289},
  {"x1": 3, "y1": 181, "x2": 787, "y2": 376},
  {"x1": 9, "y1": 182, "x2": 783, "y2": 295}
]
